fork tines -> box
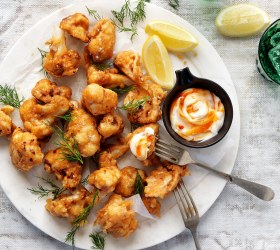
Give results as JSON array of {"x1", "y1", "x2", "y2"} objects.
[
  {"x1": 155, "y1": 139, "x2": 183, "y2": 164},
  {"x1": 174, "y1": 180, "x2": 199, "y2": 223}
]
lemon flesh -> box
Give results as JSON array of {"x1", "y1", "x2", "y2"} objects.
[
  {"x1": 142, "y1": 35, "x2": 174, "y2": 89},
  {"x1": 215, "y1": 4, "x2": 270, "y2": 37},
  {"x1": 145, "y1": 21, "x2": 199, "y2": 52}
]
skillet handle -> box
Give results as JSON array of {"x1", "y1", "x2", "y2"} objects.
[{"x1": 175, "y1": 67, "x2": 196, "y2": 86}]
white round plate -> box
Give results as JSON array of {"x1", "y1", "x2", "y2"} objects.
[{"x1": 0, "y1": 0, "x2": 240, "y2": 249}]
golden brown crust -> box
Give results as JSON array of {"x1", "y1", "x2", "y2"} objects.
[
  {"x1": 0, "y1": 105, "x2": 14, "y2": 136},
  {"x1": 95, "y1": 194, "x2": 138, "y2": 238},
  {"x1": 141, "y1": 196, "x2": 161, "y2": 217},
  {"x1": 114, "y1": 166, "x2": 146, "y2": 197},
  {"x1": 60, "y1": 13, "x2": 89, "y2": 42},
  {"x1": 66, "y1": 107, "x2": 101, "y2": 157},
  {"x1": 44, "y1": 148, "x2": 82, "y2": 189},
  {"x1": 88, "y1": 18, "x2": 115, "y2": 62},
  {"x1": 9, "y1": 127, "x2": 44, "y2": 171}
]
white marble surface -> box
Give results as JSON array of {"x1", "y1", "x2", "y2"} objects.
[{"x1": 0, "y1": 0, "x2": 279, "y2": 249}]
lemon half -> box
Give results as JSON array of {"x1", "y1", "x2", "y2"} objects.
[
  {"x1": 142, "y1": 35, "x2": 174, "y2": 89},
  {"x1": 145, "y1": 21, "x2": 199, "y2": 52},
  {"x1": 215, "y1": 4, "x2": 270, "y2": 37}
]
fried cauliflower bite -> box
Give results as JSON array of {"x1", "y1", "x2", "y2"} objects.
[
  {"x1": 31, "y1": 79, "x2": 72, "y2": 103},
  {"x1": 82, "y1": 84, "x2": 118, "y2": 116},
  {"x1": 144, "y1": 165, "x2": 190, "y2": 199},
  {"x1": 115, "y1": 166, "x2": 146, "y2": 197},
  {"x1": 98, "y1": 111, "x2": 124, "y2": 139},
  {"x1": 45, "y1": 186, "x2": 97, "y2": 222},
  {"x1": 44, "y1": 29, "x2": 81, "y2": 77},
  {"x1": 97, "y1": 151, "x2": 117, "y2": 169},
  {"x1": 123, "y1": 87, "x2": 162, "y2": 124},
  {"x1": 20, "y1": 96, "x2": 70, "y2": 139},
  {"x1": 84, "y1": 46, "x2": 133, "y2": 87},
  {"x1": 141, "y1": 76, "x2": 167, "y2": 102},
  {"x1": 88, "y1": 18, "x2": 115, "y2": 62},
  {"x1": 95, "y1": 194, "x2": 138, "y2": 238},
  {"x1": 9, "y1": 127, "x2": 44, "y2": 171},
  {"x1": 141, "y1": 196, "x2": 161, "y2": 217},
  {"x1": 88, "y1": 166, "x2": 121, "y2": 194},
  {"x1": 44, "y1": 148, "x2": 82, "y2": 189},
  {"x1": 114, "y1": 50, "x2": 143, "y2": 84},
  {"x1": 0, "y1": 105, "x2": 14, "y2": 136},
  {"x1": 60, "y1": 13, "x2": 89, "y2": 42},
  {"x1": 65, "y1": 107, "x2": 101, "y2": 157},
  {"x1": 105, "y1": 143, "x2": 129, "y2": 159}
]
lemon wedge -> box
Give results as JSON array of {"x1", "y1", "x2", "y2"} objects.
[
  {"x1": 215, "y1": 4, "x2": 270, "y2": 37},
  {"x1": 145, "y1": 21, "x2": 199, "y2": 52},
  {"x1": 142, "y1": 35, "x2": 174, "y2": 89}
]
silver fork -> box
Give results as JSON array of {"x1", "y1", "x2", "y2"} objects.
[
  {"x1": 174, "y1": 179, "x2": 201, "y2": 250},
  {"x1": 155, "y1": 138, "x2": 275, "y2": 201}
]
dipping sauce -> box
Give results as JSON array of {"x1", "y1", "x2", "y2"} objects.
[
  {"x1": 170, "y1": 88, "x2": 225, "y2": 142},
  {"x1": 129, "y1": 127, "x2": 155, "y2": 160}
]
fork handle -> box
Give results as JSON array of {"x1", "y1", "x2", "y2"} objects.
[
  {"x1": 189, "y1": 227, "x2": 201, "y2": 250},
  {"x1": 194, "y1": 163, "x2": 274, "y2": 201}
]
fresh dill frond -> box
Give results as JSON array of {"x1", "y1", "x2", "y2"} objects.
[
  {"x1": 56, "y1": 109, "x2": 73, "y2": 122},
  {"x1": 134, "y1": 170, "x2": 144, "y2": 195},
  {"x1": 38, "y1": 48, "x2": 50, "y2": 79},
  {"x1": 65, "y1": 190, "x2": 99, "y2": 248},
  {"x1": 131, "y1": 0, "x2": 146, "y2": 26},
  {"x1": 114, "y1": 23, "x2": 138, "y2": 40},
  {"x1": 111, "y1": 85, "x2": 134, "y2": 95},
  {"x1": 53, "y1": 125, "x2": 83, "y2": 164},
  {"x1": 89, "y1": 232, "x2": 105, "y2": 250},
  {"x1": 28, "y1": 177, "x2": 65, "y2": 199},
  {"x1": 80, "y1": 175, "x2": 89, "y2": 186},
  {"x1": 86, "y1": 6, "x2": 102, "y2": 21},
  {"x1": 168, "y1": 0, "x2": 180, "y2": 10},
  {"x1": 119, "y1": 96, "x2": 150, "y2": 114},
  {"x1": 0, "y1": 84, "x2": 24, "y2": 108},
  {"x1": 92, "y1": 60, "x2": 114, "y2": 71},
  {"x1": 65, "y1": 225, "x2": 79, "y2": 249},
  {"x1": 111, "y1": 0, "x2": 132, "y2": 26}
]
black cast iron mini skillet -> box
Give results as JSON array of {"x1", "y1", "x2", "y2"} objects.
[{"x1": 162, "y1": 67, "x2": 233, "y2": 148}]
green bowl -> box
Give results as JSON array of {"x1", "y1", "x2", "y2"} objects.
[{"x1": 257, "y1": 18, "x2": 280, "y2": 84}]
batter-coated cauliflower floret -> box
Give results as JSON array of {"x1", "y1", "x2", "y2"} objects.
[
  {"x1": 45, "y1": 186, "x2": 97, "y2": 222},
  {"x1": 144, "y1": 165, "x2": 190, "y2": 199},
  {"x1": 65, "y1": 107, "x2": 101, "y2": 157},
  {"x1": 9, "y1": 127, "x2": 44, "y2": 171},
  {"x1": 31, "y1": 79, "x2": 72, "y2": 103},
  {"x1": 20, "y1": 96, "x2": 70, "y2": 139},
  {"x1": 95, "y1": 194, "x2": 138, "y2": 238},
  {"x1": 97, "y1": 150, "x2": 117, "y2": 169},
  {"x1": 141, "y1": 196, "x2": 161, "y2": 217},
  {"x1": 88, "y1": 18, "x2": 115, "y2": 62},
  {"x1": 98, "y1": 111, "x2": 124, "y2": 139},
  {"x1": 115, "y1": 166, "x2": 146, "y2": 197},
  {"x1": 114, "y1": 50, "x2": 143, "y2": 84},
  {"x1": 88, "y1": 165, "x2": 121, "y2": 194},
  {"x1": 105, "y1": 143, "x2": 129, "y2": 159},
  {"x1": 60, "y1": 13, "x2": 89, "y2": 42},
  {"x1": 0, "y1": 105, "x2": 14, "y2": 136},
  {"x1": 44, "y1": 148, "x2": 82, "y2": 189},
  {"x1": 44, "y1": 29, "x2": 81, "y2": 77},
  {"x1": 141, "y1": 76, "x2": 167, "y2": 103},
  {"x1": 82, "y1": 84, "x2": 118, "y2": 116},
  {"x1": 84, "y1": 46, "x2": 133, "y2": 88},
  {"x1": 123, "y1": 87, "x2": 161, "y2": 124}
]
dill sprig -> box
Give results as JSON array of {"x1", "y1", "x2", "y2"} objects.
[
  {"x1": 119, "y1": 96, "x2": 150, "y2": 114},
  {"x1": 28, "y1": 177, "x2": 65, "y2": 199},
  {"x1": 0, "y1": 84, "x2": 24, "y2": 108},
  {"x1": 111, "y1": 85, "x2": 134, "y2": 95},
  {"x1": 53, "y1": 126, "x2": 83, "y2": 164},
  {"x1": 38, "y1": 48, "x2": 50, "y2": 79},
  {"x1": 134, "y1": 170, "x2": 144, "y2": 195},
  {"x1": 86, "y1": 6, "x2": 102, "y2": 21},
  {"x1": 92, "y1": 60, "x2": 114, "y2": 71},
  {"x1": 89, "y1": 232, "x2": 105, "y2": 250},
  {"x1": 169, "y1": 0, "x2": 180, "y2": 10},
  {"x1": 56, "y1": 109, "x2": 73, "y2": 122},
  {"x1": 111, "y1": 0, "x2": 146, "y2": 41},
  {"x1": 81, "y1": 175, "x2": 89, "y2": 186},
  {"x1": 65, "y1": 190, "x2": 99, "y2": 248}
]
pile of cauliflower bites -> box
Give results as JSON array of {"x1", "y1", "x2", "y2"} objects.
[{"x1": 4, "y1": 13, "x2": 190, "y2": 239}]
